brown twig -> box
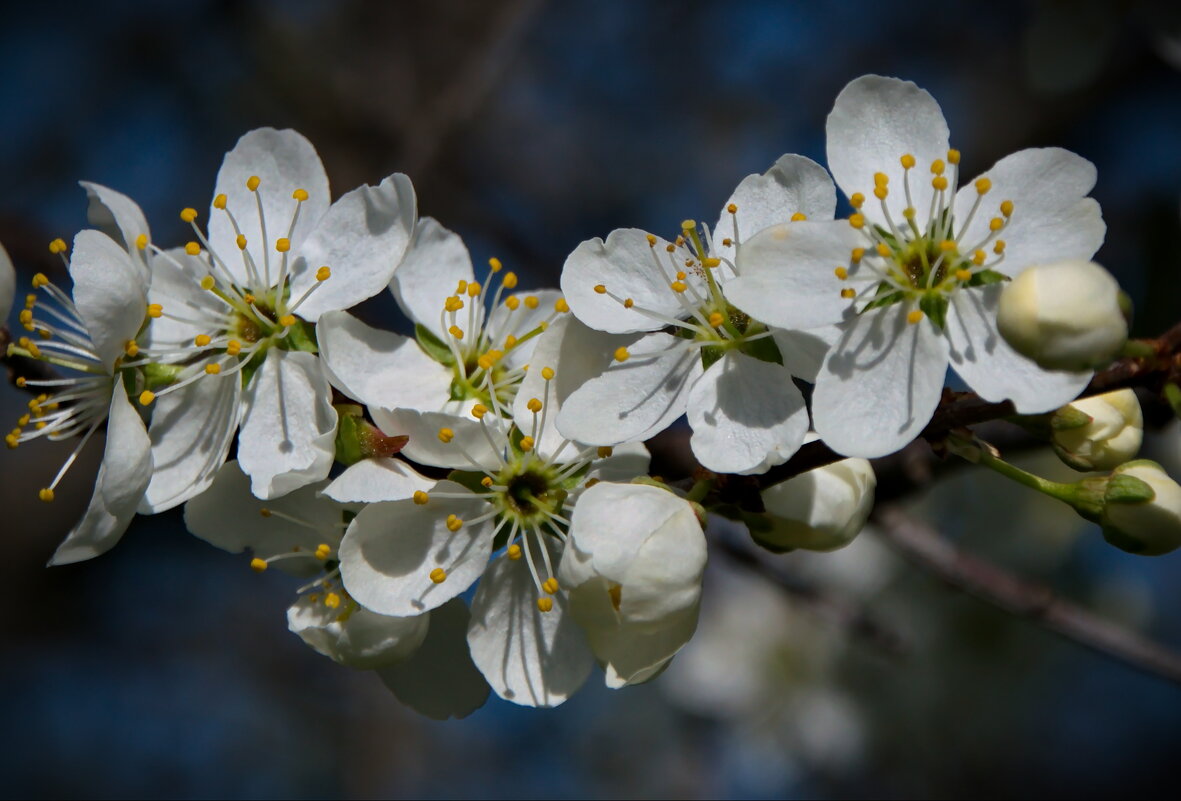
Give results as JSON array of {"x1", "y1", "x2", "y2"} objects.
[{"x1": 871, "y1": 504, "x2": 1181, "y2": 685}]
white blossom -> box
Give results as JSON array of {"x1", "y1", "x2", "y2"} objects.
[
  {"x1": 1051, "y1": 389, "x2": 1143, "y2": 472},
  {"x1": 1100, "y1": 460, "x2": 1181, "y2": 556}
]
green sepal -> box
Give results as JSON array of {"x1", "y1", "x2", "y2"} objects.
[
  {"x1": 141, "y1": 362, "x2": 184, "y2": 389},
  {"x1": 1165, "y1": 383, "x2": 1181, "y2": 421},
  {"x1": 863, "y1": 288, "x2": 905, "y2": 312},
  {"x1": 1104, "y1": 474, "x2": 1156, "y2": 505},
  {"x1": 740, "y1": 330, "x2": 783, "y2": 365},
  {"x1": 282, "y1": 319, "x2": 319, "y2": 353},
  {"x1": 700, "y1": 345, "x2": 724, "y2": 371},
  {"x1": 1050, "y1": 405, "x2": 1093, "y2": 431},
  {"x1": 416, "y1": 323, "x2": 455, "y2": 366},
  {"x1": 967, "y1": 269, "x2": 1008, "y2": 287},
  {"x1": 447, "y1": 469, "x2": 490, "y2": 495},
  {"x1": 919, "y1": 291, "x2": 948, "y2": 330},
  {"x1": 334, "y1": 405, "x2": 367, "y2": 466},
  {"x1": 239, "y1": 357, "x2": 262, "y2": 390}
]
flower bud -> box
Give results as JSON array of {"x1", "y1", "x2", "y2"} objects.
[
  {"x1": 1051, "y1": 389, "x2": 1143, "y2": 472},
  {"x1": 1100, "y1": 460, "x2": 1181, "y2": 556},
  {"x1": 996, "y1": 260, "x2": 1127, "y2": 371},
  {"x1": 755, "y1": 455, "x2": 876, "y2": 552}
]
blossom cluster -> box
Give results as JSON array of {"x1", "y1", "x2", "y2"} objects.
[{"x1": 5, "y1": 75, "x2": 1179, "y2": 718}]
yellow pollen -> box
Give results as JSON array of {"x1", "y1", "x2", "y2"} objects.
[
  {"x1": 471, "y1": 403, "x2": 488, "y2": 419},
  {"x1": 597, "y1": 446, "x2": 613, "y2": 458},
  {"x1": 489, "y1": 257, "x2": 503, "y2": 272},
  {"x1": 324, "y1": 593, "x2": 341, "y2": 609},
  {"x1": 22, "y1": 338, "x2": 42, "y2": 358},
  {"x1": 614, "y1": 347, "x2": 630, "y2": 362},
  {"x1": 993, "y1": 240, "x2": 1006, "y2": 254},
  {"x1": 702, "y1": 257, "x2": 721, "y2": 268},
  {"x1": 246, "y1": 175, "x2": 261, "y2": 191},
  {"x1": 259, "y1": 508, "x2": 272, "y2": 517},
  {"x1": 32, "y1": 273, "x2": 49, "y2": 288},
  {"x1": 708, "y1": 311, "x2": 724, "y2": 327},
  {"x1": 194, "y1": 334, "x2": 212, "y2": 347},
  {"x1": 199, "y1": 275, "x2": 215, "y2": 290},
  {"x1": 204, "y1": 363, "x2": 221, "y2": 375},
  {"x1": 456, "y1": 280, "x2": 468, "y2": 294},
  {"x1": 226, "y1": 340, "x2": 242, "y2": 355},
  {"x1": 502, "y1": 271, "x2": 518, "y2": 289},
  {"x1": 876, "y1": 243, "x2": 891, "y2": 257},
  {"x1": 930, "y1": 159, "x2": 945, "y2": 175},
  {"x1": 850, "y1": 192, "x2": 865, "y2": 209},
  {"x1": 507, "y1": 544, "x2": 523, "y2": 560},
  {"x1": 537, "y1": 597, "x2": 554, "y2": 613},
  {"x1": 180, "y1": 207, "x2": 198, "y2": 223},
  {"x1": 542, "y1": 577, "x2": 560, "y2": 594},
  {"x1": 681, "y1": 219, "x2": 696, "y2": 231},
  {"x1": 48, "y1": 238, "x2": 67, "y2": 254},
  {"x1": 185, "y1": 242, "x2": 201, "y2": 256},
  {"x1": 139, "y1": 390, "x2": 155, "y2": 406},
  {"x1": 250, "y1": 558, "x2": 267, "y2": 573},
  {"x1": 466, "y1": 282, "x2": 482, "y2": 298},
  {"x1": 873, "y1": 185, "x2": 888, "y2": 200},
  {"x1": 213, "y1": 193, "x2": 227, "y2": 210},
  {"x1": 907, "y1": 309, "x2": 925, "y2": 324},
  {"x1": 519, "y1": 436, "x2": 535, "y2": 452},
  {"x1": 900, "y1": 153, "x2": 916, "y2": 169},
  {"x1": 315, "y1": 543, "x2": 331, "y2": 560},
  {"x1": 975, "y1": 177, "x2": 992, "y2": 195},
  {"x1": 594, "y1": 284, "x2": 607, "y2": 294},
  {"x1": 527, "y1": 398, "x2": 543, "y2": 413},
  {"x1": 932, "y1": 176, "x2": 949, "y2": 191},
  {"x1": 15, "y1": 378, "x2": 26, "y2": 389},
  {"x1": 147, "y1": 303, "x2": 164, "y2": 318},
  {"x1": 947, "y1": 149, "x2": 961, "y2": 165},
  {"x1": 292, "y1": 188, "x2": 309, "y2": 201},
  {"x1": 1000, "y1": 200, "x2": 1014, "y2": 217},
  {"x1": 841, "y1": 288, "x2": 856, "y2": 299},
  {"x1": 834, "y1": 266, "x2": 848, "y2": 280},
  {"x1": 39, "y1": 488, "x2": 55, "y2": 502},
  {"x1": 623, "y1": 298, "x2": 634, "y2": 309},
  {"x1": 25, "y1": 294, "x2": 36, "y2": 307},
  {"x1": 670, "y1": 281, "x2": 687, "y2": 293},
  {"x1": 477, "y1": 351, "x2": 502, "y2": 370},
  {"x1": 541, "y1": 366, "x2": 555, "y2": 380},
  {"x1": 448, "y1": 325, "x2": 464, "y2": 340},
  {"x1": 481, "y1": 476, "x2": 494, "y2": 488},
  {"x1": 902, "y1": 206, "x2": 916, "y2": 219},
  {"x1": 665, "y1": 244, "x2": 676, "y2": 253},
  {"x1": 851, "y1": 247, "x2": 865, "y2": 263},
  {"x1": 972, "y1": 250, "x2": 986, "y2": 266},
  {"x1": 413, "y1": 491, "x2": 430, "y2": 505},
  {"x1": 275, "y1": 238, "x2": 291, "y2": 253},
  {"x1": 444, "y1": 296, "x2": 464, "y2": 313},
  {"x1": 849, "y1": 214, "x2": 865, "y2": 229},
  {"x1": 236, "y1": 234, "x2": 247, "y2": 250},
  {"x1": 790, "y1": 212, "x2": 807, "y2": 222},
  {"x1": 555, "y1": 298, "x2": 570, "y2": 313},
  {"x1": 504, "y1": 335, "x2": 518, "y2": 348},
  {"x1": 939, "y1": 240, "x2": 956, "y2": 252},
  {"x1": 727, "y1": 203, "x2": 738, "y2": 214},
  {"x1": 437, "y1": 428, "x2": 455, "y2": 444},
  {"x1": 18, "y1": 309, "x2": 32, "y2": 327},
  {"x1": 525, "y1": 296, "x2": 539, "y2": 309},
  {"x1": 646, "y1": 234, "x2": 657, "y2": 247},
  {"x1": 873, "y1": 172, "x2": 888, "y2": 186},
  {"x1": 279, "y1": 314, "x2": 297, "y2": 327},
  {"x1": 135, "y1": 233, "x2": 148, "y2": 250},
  {"x1": 446, "y1": 515, "x2": 464, "y2": 532},
  {"x1": 316, "y1": 266, "x2": 331, "y2": 281},
  {"x1": 989, "y1": 217, "x2": 1004, "y2": 232},
  {"x1": 676, "y1": 270, "x2": 687, "y2": 280},
  {"x1": 956, "y1": 268, "x2": 973, "y2": 281},
  {"x1": 505, "y1": 296, "x2": 520, "y2": 310}
]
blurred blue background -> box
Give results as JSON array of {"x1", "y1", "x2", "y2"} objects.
[{"x1": 3, "y1": 0, "x2": 1181, "y2": 797}]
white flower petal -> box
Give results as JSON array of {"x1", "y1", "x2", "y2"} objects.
[
  {"x1": 0, "y1": 240, "x2": 13, "y2": 319},
  {"x1": 556, "y1": 333, "x2": 701, "y2": 446},
  {"x1": 322, "y1": 458, "x2": 435, "y2": 503},
  {"x1": 772, "y1": 324, "x2": 842, "y2": 383},
  {"x1": 953, "y1": 147, "x2": 1104, "y2": 276},
  {"x1": 687, "y1": 351, "x2": 809, "y2": 475},
  {"x1": 813, "y1": 304, "x2": 949, "y2": 458},
  {"x1": 712, "y1": 153, "x2": 837, "y2": 266},
  {"x1": 467, "y1": 538, "x2": 594, "y2": 708},
  {"x1": 946, "y1": 285, "x2": 1090, "y2": 413},
  {"x1": 339, "y1": 484, "x2": 492, "y2": 616},
  {"x1": 390, "y1": 217, "x2": 479, "y2": 340},
  {"x1": 317, "y1": 310, "x2": 453, "y2": 413},
  {"x1": 139, "y1": 369, "x2": 240, "y2": 513},
  {"x1": 561, "y1": 228, "x2": 700, "y2": 334},
  {"x1": 485, "y1": 288, "x2": 564, "y2": 369},
  {"x1": 287, "y1": 174, "x2": 417, "y2": 321},
  {"x1": 237, "y1": 349, "x2": 337, "y2": 499},
  {"x1": 727, "y1": 221, "x2": 862, "y2": 330},
  {"x1": 183, "y1": 461, "x2": 346, "y2": 575},
  {"x1": 596, "y1": 603, "x2": 700, "y2": 689},
  {"x1": 79, "y1": 181, "x2": 151, "y2": 281},
  {"x1": 50, "y1": 386, "x2": 151, "y2": 565},
  {"x1": 144, "y1": 249, "x2": 229, "y2": 350},
  {"x1": 377, "y1": 599, "x2": 491, "y2": 720},
  {"x1": 69, "y1": 230, "x2": 146, "y2": 371},
  {"x1": 207, "y1": 128, "x2": 331, "y2": 287},
  {"x1": 287, "y1": 595, "x2": 429, "y2": 670},
  {"x1": 587, "y1": 442, "x2": 652, "y2": 482},
  {"x1": 826, "y1": 75, "x2": 949, "y2": 228},
  {"x1": 377, "y1": 407, "x2": 506, "y2": 471}
]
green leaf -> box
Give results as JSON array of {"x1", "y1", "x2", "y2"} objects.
[
  {"x1": 919, "y1": 291, "x2": 948, "y2": 330},
  {"x1": 415, "y1": 323, "x2": 455, "y2": 366}
]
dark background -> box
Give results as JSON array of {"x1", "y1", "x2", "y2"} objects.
[{"x1": 3, "y1": 1, "x2": 1181, "y2": 797}]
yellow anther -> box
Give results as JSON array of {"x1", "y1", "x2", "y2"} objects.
[
  {"x1": 939, "y1": 240, "x2": 956, "y2": 252},
  {"x1": 988, "y1": 217, "x2": 1004, "y2": 232},
  {"x1": 507, "y1": 544, "x2": 523, "y2": 560},
  {"x1": 38, "y1": 488, "x2": 55, "y2": 502},
  {"x1": 873, "y1": 185, "x2": 888, "y2": 200},
  {"x1": 477, "y1": 350, "x2": 502, "y2": 370},
  {"x1": 15, "y1": 378, "x2": 26, "y2": 389},
  {"x1": 681, "y1": 219, "x2": 696, "y2": 231},
  {"x1": 204, "y1": 363, "x2": 221, "y2": 375},
  {"x1": 972, "y1": 250, "x2": 986, "y2": 266},
  {"x1": 502, "y1": 271, "x2": 518, "y2": 289},
  {"x1": 930, "y1": 159, "x2": 945, "y2": 175},
  {"x1": 790, "y1": 212, "x2": 807, "y2": 222},
  {"x1": 907, "y1": 309, "x2": 925, "y2": 324},
  {"x1": 48, "y1": 238, "x2": 67, "y2": 254},
  {"x1": 902, "y1": 206, "x2": 916, "y2": 220},
  {"x1": 834, "y1": 266, "x2": 848, "y2": 280},
  {"x1": 481, "y1": 476, "x2": 494, "y2": 488},
  {"x1": 956, "y1": 268, "x2": 973, "y2": 281},
  {"x1": 438, "y1": 428, "x2": 454, "y2": 443},
  {"x1": 148, "y1": 303, "x2": 164, "y2": 318},
  {"x1": 180, "y1": 207, "x2": 198, "y2": 223},
  {"x1": 21, "y1": 338, "x2": 42, "y2": 358},
  {"x1": 708, "y1": 311, "x2": 724, "y2": 327},
  {"x1": 594, "y1": 284, "x2": 607, "y2": 294},
  {"x1": 250, "y1": 557, "x2": 267, "y2": 573},
  {"x1": 292, "y1": 188, "x2": 309, "y2": 202},
  {"x1": 555, "y1": 298, "x2": 570, "y2": 313},
  {"x1": 676, "y1": 270, "x2": 687, "y2": 280},
  {"x1": 876, "y1": 243, "x2": 891, "y2": 257},
  {"x1": 665, "y1": 243, "x2": 676, "y2": 253},
  {"x1": 466, "y1": 282, "x2": 482, "y2": 298},
  {"x1": 504, "y1": 335, "x2": 518, "y2": 348},
  {"x1": 841, "y1": 288, "x2": 856, "y2": 299},
  {"x1": 213, "y1": 193, "x2": 228, "y2": 210},
  {"x1": 444, "y1": 296, "x2": 464, "y2": 313},
  {"x1": 670, "y1": 281, "x2": 687, "y2": 293},
  {"x1": 850, "y1": 192, "x2": 865, "y2": 209},
  {"x1": 527, "y1": 398, "x2": 543, "y2": 413},
  {"x1": 900, "y1": 153, "x2": 916, "y2": 169},
  {"x1": 849, "y1": 214, "x2": 865, "y2": 229},
  {"x1": 537, "y1": 597, "x2": 554, "y2": 613},
  {"x1": 226, "y1": 340, "x2": 242, "y2": 356},
  {"x1": 194, "y1": 334, "x2": 212, "y2": 347},
  {"x1": 316, "y1": 266, "x2": 331, "y2": 281},
  {"x1": 315, "y1": 543, "x2": 331, "y2": 560},
  {"x1": 25, "y1": 294, "x2": 36, "y2": 307},
  {"x1": 259, "y1": 508, "x2": 272, "y2": 517},
  {"x1": 932, "y1": 176, "x2": 949, "y2": 191},
  {"x1": 279, "y1": 314, "x2": 297, "y2": 327},
  {"x1": 5, "y1": 435, "x2": 17, "y2": 450},
  {"x1": 32, "y1": 273, "x2": 49, "y2": 288},
  {"x1": 646, "y1": 233, "x2": 658, "y2": 248},
  {"x1": 19, "y1": 309, "x2": 33, "y2": 327},
  {"x1": 185, "y1": 242, "x2": 201, "y2": 256},
  {"x1": 489, "y1": 257, "x2": 503, "y2": 272},
  {"x1": 519, "y1": 436, "x2": 535, "y2": 452},
  {"x1": 456, "y1": 280, "x2": 468, "y2": 294},
  {"x1": 199, "y1": 275, "x2": 216, "y2": 290},
  {"x1": 324, "y1": 592, "x2": 341, "y2": 609},
  {"x1": 873, "y1": 172, "x2": 889, "y2": 187},
  {"x1": 471, "y1": 403, "x2": 488, "y2": 419},
  {"x1": 722, "y1": 238, "x2": 733, "y2": 247},
  {"x1": 275, "y1": 238, "x2": 290, "y2": 253},
  {"x1": 34, "y1": 421, "x2": 47, "y2": 430},
  {"x1": 524, "y1": 295, "x2": 539, "y2": 309},
  {"x1": 505, "y1": 295, "x2": 520, "y2": 310},
  {"x1": 614, "y1": 347, "x2": 630, "y2": 362},
  {"x1": 702, "y1": 257, "x2": 721, "y2": 268},
  {"x1": 236, "y1": 234, "x2": 247, "y2": 250},
  {"x1": 135, "y1": 233, "x2": 148, "y2": 250},
  {"x1": 448, "y1": 325, "x2": 464, "y2": 340},
  {"x1": 246, "y1": 175, "x2": 261, "y2": 191},
  {"x1": 993, "y1": 240, "x2": 1006, "y2": 254},
  {"x1": 541, "y1": 366, "x2": 555, "y2": 381},
  {"x1": 596, "y1": 446, "x2": 614, "y2": 458},
  {"x1": 947, "y1": 149, "x2": 961, "y2": 165},
  {"x1": 851, "y1": 247, "x2": 865, "y2": 264},
  {"x1": 623, "y1": 298, "x2": 634, "y2": 309},
  {"x1": 975, "y1": 177, "x2": 992, "y2": 195},
  {"x1": 446, "y1": 515, "x2": 463, "y2": 532},
  {"x1": 542, "y1": 577, "x2": 560, "y2": 594},
  {"x1": 413, "y1": 490, "x2": 430, "y2": 505},
  {"x1": 1000, "y1": 200, "x2": 1014, "y2": 218},
  {"x1": 139, "y1": 390, "x2": 155, "y2": 406}
]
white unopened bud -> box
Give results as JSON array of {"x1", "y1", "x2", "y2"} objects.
[
  {"x1": 997, "y1": 260, "x2": 1127, "y2": 371},
  {"x1": 756, "y1": 456, "x2": 876, "y2": 552},
  {"x1": 1051, "y1": 389, "x2": 1143, "y2": 472},
  {"x1": 1100, "y1": 460, "x2": 1181, "y2": 556}
]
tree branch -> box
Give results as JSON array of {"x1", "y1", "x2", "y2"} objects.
[{"x1": 871, "y1": 503, "x2": 1181, "y2": 685}]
